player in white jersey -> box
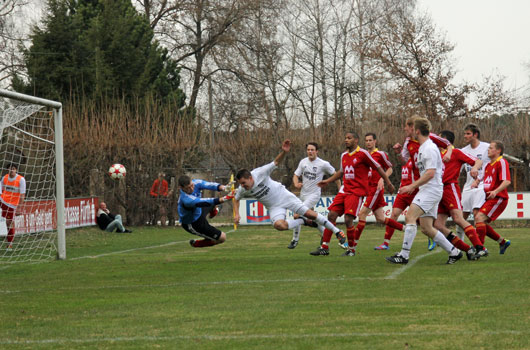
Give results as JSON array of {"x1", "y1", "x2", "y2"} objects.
[
  {"x1": 233, "y1": 140, "x2": 345, "y2": 242},
  {"x1": 288, "y1": 142, "x2": 340, "y2": 249},
  {"x1": 456, "y1": 123, "x2": 490, "y2": 239},
  {"x1": 386, "y1": 117, "x2": 463, "y2": 265}
]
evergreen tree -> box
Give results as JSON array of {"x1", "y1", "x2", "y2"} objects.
[{"x1": 16, "y1": 0, "x2": 185, "y2": 107}]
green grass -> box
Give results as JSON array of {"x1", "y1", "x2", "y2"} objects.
[{"x1": 0, "y1": 225, "x2": 528, "y2": 349}]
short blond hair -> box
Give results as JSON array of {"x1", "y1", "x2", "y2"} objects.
[
  {"x1": 413, "y1": 117, "x2": 431, "y2": 136},
  {"x1": 406, "y1": 115, "x2": 421, "y2": 127}
]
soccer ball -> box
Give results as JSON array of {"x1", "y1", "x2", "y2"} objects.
[{"x1": 108, "y1": 164, "x2": 126, "y2": 180}]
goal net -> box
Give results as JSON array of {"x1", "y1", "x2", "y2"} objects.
[{"x1": 0, "y1": 89, "x2": 65, "y2": 264}]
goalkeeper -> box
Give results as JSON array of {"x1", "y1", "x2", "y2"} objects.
[{"x1": 177, "y1": 175, "x2": 234, "y2": 248}]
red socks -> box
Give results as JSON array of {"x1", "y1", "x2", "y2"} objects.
[
  {"x1": 354, "y1": 220, "x2": 366, "y2": 242},
  {"x1": 476, "y1": 222, "x2": 505, "y2": 246},
  {"x1": 464, "y1": 225, "x2": 482, "y2": 247},
  {"x1": 448, "y1": 234, "x2": 471, "y2": 251},
  {"x1": 192, "y1": 239, "x2": 218, "y2": 248},
  {"x1": 486, "y1": 225, "x2": 505, "y2": 245},
  {"x1": 321, "y1": 222, "x2": 335, "y2": 249},
  {"x1": 384, "y1": 218, "x2": 403, "y2": 231},
  {"x1": 476, "y1": 222, "x2": 487, "y2": 244},
  {"x1": 384, "y1": 226, "x2": 395, "y2": 241}
]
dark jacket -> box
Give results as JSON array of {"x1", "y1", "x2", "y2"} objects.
[{"x1": 96, "y1": 209, "x2": 115, "y2": 230}]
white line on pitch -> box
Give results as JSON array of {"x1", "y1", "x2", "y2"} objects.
[
  {"x1": 0, "y1": 330, "x2": 524, "y2": 345},
  {"x1": 70, "y1": 229, "x2": 238, "y2": 261},
  {"x1": 69, "y1": 240, "x2": 189, "y2": 260},
  {"x1": 383, "y1": 249, "x2": 441, "y2": 280}
]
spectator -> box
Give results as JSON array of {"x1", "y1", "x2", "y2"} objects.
[
  {"x1": 149, "y1": 172, "x2": 172, "y2": 226},
  {"x1": 1, "y1": 164, "x2": 26, "y2": 250},
  {"x1": 150, "y1": 172, "x2": 170, "y2": 197},
  {"x1": 96, "y1": 202, "x2": 132, "y2": 233}
]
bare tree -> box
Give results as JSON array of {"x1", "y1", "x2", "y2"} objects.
[
  {"x1": 134, "y1": 0, "x2": 183, "y2": 29},
  {"x1": 137, "y1": 0, "x2": 259, "y2": 110},
  {"x1": 0, "y1": 0, "x2": 28, "y2": 85},
  {"x1": 367, "y1": 4, "x2": 512, "y2": 120}
]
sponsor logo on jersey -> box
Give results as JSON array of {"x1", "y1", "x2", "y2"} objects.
[{"x1": 344, "y1": 165, "x2": 355, "y2": 173}]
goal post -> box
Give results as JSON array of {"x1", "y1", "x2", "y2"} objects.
[{"x1": 0, "y1": 88, "x2": 65, "y2": 262}]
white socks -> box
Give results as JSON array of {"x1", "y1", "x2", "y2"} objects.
[
  {"x1": 314, "y1": 213, "x2": 340, "y2": 234},
  {"x1": 433, "y1": 231, "x2": 459, "y2": 256},
  {"x1": 292, "y1": 225, "x2": 301, "y2": 241},
  {"x1": 400, "y1": 224, "x2": 417, "y2": 259},
  {"x1": 287, "y1": 218, "x2": 304, "y2": 230},
  {"x1": 317, "y1": 224, "x2": 325, "y2": 237}
]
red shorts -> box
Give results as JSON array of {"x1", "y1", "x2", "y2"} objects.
[
  {"x1": 0, "y1": 201, "x2": 15, "y2": 221},
  {"x1": 479, "y1": 197, "x2": 508, "y2": 221},
  {"x1": 393, "y1": 190, "x2": 417, "y2": 211},
  {"x1": 328, "y1": 192, "x2": 365, "y2": 218},
  {"x1": 438, "y1": 183, "x2": 462, "y2": 215},
  {"x1": 363, "y1": 187, "x2": 387, "y2": 211}
]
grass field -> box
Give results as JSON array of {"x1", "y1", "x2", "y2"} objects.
[{"x1": 0, "y1": 224, "x2": 528, "y2": 349}]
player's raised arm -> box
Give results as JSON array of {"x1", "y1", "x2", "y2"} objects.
[
  {"x1": 273, "y1": 139, "x2": 291, "y2": 166},
  {"x1": 430, "y1": 133, "x2": 452, "y2": 162}
]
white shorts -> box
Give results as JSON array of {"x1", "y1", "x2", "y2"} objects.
[
  {"x1": 412, "y1": 190, "x2": 442, "y2": 218},
  {"x1": 461, "y1": 188, "x2": 486, "y2": 213},
  {"x1": 268, "y1": 192, "x2": 309, "y2": 223},
  {"x1": 300, "y1": 193, "x2": 320, "y2": 209}
]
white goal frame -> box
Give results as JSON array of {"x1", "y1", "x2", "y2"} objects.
[{"x1": 0, "y1": 89, "x2": 66, "y2": 260}]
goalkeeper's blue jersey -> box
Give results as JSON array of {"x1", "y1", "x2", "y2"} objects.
[{"x1": 178, "y1": 179, "x2": 220, "y2": 224}]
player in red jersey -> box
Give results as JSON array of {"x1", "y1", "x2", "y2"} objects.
[
  {"x1": 393, "y1": 115, "x2": 453, "y2": 251},
  {"x1": 374, "y1": 158, "x2": 416, "y2": 250},
  {"x1": 433, "y1": 130, "x2": 485, "y2": 260},
  {"x1": 473, "y1": 141, "x2": 512, "y2": 257},
  {"x1": 352, "y1": 133, "x2": 393, "y2": 250},
  {"x1": 311, "y1": 132, "x2": 395, "y2": 256}
]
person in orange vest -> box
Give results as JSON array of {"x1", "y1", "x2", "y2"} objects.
[
  {"x1": 1, "y1": 164, "x2": 26, "y2": 250},
  {"x1": 149, "y1": 172, "x2": 173, "y2": 225}
]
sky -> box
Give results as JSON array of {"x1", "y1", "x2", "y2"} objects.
[{"x1": 418, "y1": 0, "x2": 530, "y2": 94}]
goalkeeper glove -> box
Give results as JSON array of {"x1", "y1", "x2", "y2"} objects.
[
  {"x1": 224, "y1": 180, "x2": 236, "y2": 190},
  {"x1": 221, "y1": 190, "x2": 235, "y2": 202}
]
